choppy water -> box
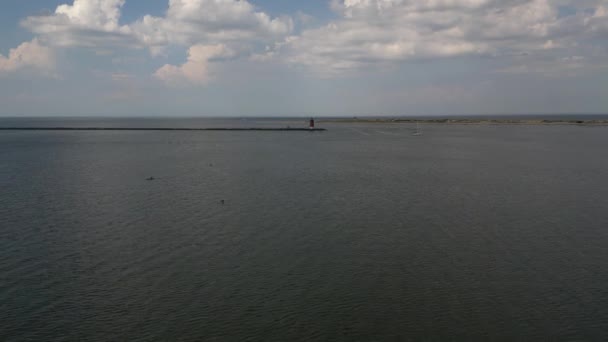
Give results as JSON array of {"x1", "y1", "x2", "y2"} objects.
[{"x1": 1, "y1": 118, "x2": 608, "y2": 341}]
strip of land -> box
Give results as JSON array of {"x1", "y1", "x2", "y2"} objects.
[
  {"x1": 321, "y1": 118, "x2": 608, "y2": 125},
  {"x1": 0, "y1": 127, "x2": 327, "y2": 131}
]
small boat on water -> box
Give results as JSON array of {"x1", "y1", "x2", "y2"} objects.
[{"x1": 413, "y1": 122, "x2": 422, "y2": 136}]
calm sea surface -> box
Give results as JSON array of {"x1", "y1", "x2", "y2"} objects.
[{"x1": 2, "y1": 118, "x2": 608, "y2": 341}]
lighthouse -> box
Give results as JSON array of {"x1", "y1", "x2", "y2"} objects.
[{"x1": 309, "y1": 118, "x2": 315, "y2": 130}]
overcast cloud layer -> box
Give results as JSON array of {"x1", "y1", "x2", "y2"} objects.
[{"x1": 1, "y1": 0, "x2": 607, "y2": 116}]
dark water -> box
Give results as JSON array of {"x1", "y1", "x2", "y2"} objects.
[{"x1": 2, "y1": 118, "x2": 608, "y2": 341}]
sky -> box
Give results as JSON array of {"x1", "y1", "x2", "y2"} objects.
[{"x1": 0, "y1": 0, "x2": 607, "y2": 117}]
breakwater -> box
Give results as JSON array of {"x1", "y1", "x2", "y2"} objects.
[{"x1": 0, "y1": 127, "x2": 327, "y2": 131}]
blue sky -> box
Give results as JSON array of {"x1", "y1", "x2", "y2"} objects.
[{"x1": 1, "y1": 0, "x2": 607, "y2": 117}]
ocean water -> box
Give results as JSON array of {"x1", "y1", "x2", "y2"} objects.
[{"x1": 1, "y1": 118, "x2": 608, "y2": 341}]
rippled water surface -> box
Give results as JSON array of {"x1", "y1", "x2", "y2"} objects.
[{"x1": 2, "y1": 118, "x2": 608, "y2": 340}]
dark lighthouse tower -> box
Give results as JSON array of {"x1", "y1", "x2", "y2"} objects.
[{"x1": 309, "y1": 118, "x2": 315, "y2": 130}]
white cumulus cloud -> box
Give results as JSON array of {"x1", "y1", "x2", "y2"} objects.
[
  {"x1": 22, "y1": 0, "x2": 134, "y2": 48},
  {"x1": 22, "y1": 0, "x2": 292, "y2": 53},
  {"x1": 154, "y1": 44, "x2": 235, "y2": 85},
  {"x1": 0, "y1": 39, "x2": 55, "y2": 75},
  {"x1": 20, "y1": 0, "x2": 293, "y2": 83}
]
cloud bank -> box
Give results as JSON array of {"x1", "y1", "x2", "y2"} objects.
[
  {"x1": 281, "y1": 0, "x2": 608, "y2": 73},
  {"x1": 6, "y1": 0, "x2": 608, "y2": 82}
]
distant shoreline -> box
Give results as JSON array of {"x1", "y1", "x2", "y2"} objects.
[{"x1": 321, "y1": 118, "x2": 608, "y2": 126}]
